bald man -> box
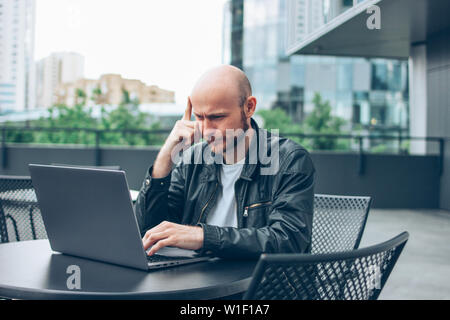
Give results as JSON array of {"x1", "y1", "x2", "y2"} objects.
[{"x1": 135, "y1": 65, "x2": 315, "y2": 259}]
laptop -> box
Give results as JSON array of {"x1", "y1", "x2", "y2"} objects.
[{"x1": 28, "y1": 164, "x2": 211, "y2": 271}]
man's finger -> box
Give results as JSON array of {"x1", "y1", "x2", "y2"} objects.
[
  {"x1": 142, "y1": 226, "x2": 165, "y2": 244},
  {"x1": 143, "y1": 231, "x2": 168, "y2": 251},
  {"x1": 148, "y1": 238, "x2": 172, "y2": 256},
  {"x1": 181, "y1": 121, "x2": 195, "y2": 128},
  {"x1": 144, "y1": 221, "x2": 170, "y2": 237},
  {"x1": 194, "y1": 121, "x2": 202, "y2": 142},
  {"x1": 142, "y1": 225, "x2": 167, "y2": 245},
  {"x1": 183, "y1": 97, "x2": 192, "y2": 121}
]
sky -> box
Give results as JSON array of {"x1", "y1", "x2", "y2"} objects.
[{"x1": 35, "y1": 0, "x2": 228, "y2": 105}]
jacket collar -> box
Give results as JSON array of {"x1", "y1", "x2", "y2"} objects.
[{"x1": 239, "y1": 118, "x2": 260, "y2": 181}]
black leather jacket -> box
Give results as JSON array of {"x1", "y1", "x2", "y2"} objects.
[{"x1": 135, "y1": 118, "x2": 315, "y2": 259}]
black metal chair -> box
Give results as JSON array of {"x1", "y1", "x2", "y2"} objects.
[
  {"x1": 0, "y1": 175, "x2": 47, "y2": 243},
  {"x1": 312, "y1": 194, "x2": 372, "y2": 254},
  {"x1": 243, "y1": 232, "x2": 409, "y2": 300}
]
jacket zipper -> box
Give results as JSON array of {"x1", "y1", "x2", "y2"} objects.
[
  {"x1": 243, "y1": 201, "x2": 272, "y2": 218},
  {"x1": 197, "y1": 182, "x2": 218, "y2": 224}
]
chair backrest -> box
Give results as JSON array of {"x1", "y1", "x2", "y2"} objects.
[
  {"x1": 312, "y1": 194, "x2": 371, "y2": 254},
  {"x1": 51, "y1": 164, "x2": 122, "y2": 171},
  {"x1": 0, "y1": 175, "x2": 47, "y2": 243},
  {"x1": 243, "y1": 232, "x2": 409, "y2": 300}
]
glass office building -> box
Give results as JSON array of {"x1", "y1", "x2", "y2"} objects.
[
  {"x1": 223, "y1": 0, "x2": 409, "y2": 134},
  {"x1": 0, "y1": 0, "x2": 36, "y2": 112}
]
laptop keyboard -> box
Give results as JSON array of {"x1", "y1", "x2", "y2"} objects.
[{"x1": 146, "y1": 254, "x2": 193, "y2": 263}]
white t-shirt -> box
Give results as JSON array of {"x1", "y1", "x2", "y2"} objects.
[{"x1": 206, "y1": 158, "x2": 245, "y2": 228}]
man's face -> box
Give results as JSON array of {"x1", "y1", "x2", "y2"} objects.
[{"x1": 191, "y1": 93, "x2": 248, "y2": 155}]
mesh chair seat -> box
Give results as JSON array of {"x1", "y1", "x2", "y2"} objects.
[
  {"x1": 0, "y1": 176, "x2": 47, "y2": 243},
  {"x1": 312, "y1": 194, "x2": 371, "y2": 254},
  {"x1": 243, "y1": 232, "x2": 409, "y2": 300}
]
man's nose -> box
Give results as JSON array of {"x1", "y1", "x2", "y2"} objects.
[
  {"x1": 199, "y1": 119, "x2": 216, "y2": 135},
  {"x1": 200, "y1": 125, "x2": 220, "y2": 142}
]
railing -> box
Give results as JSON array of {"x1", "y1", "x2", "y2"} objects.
[
  {"x1": 0, "y1": 126, "x2": 445, "y2": 176},
  {"x1": 285, "y1": 133, "x2": 444, "y2": 176}
]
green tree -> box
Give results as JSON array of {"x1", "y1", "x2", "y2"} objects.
[
  {"x1": 75, "y1": 88, "x2": 87, "y2": 106},
  {"x1": 34, "y1": 90, "x2": 98, "y2": 145},
  {"x1": 100, "y1": 89, "x2": 165, "y2": 146},
  {"x1": 304, "y1": 93, "x2": 349, "y2": 151},
  {"x1": 256, "y1": 108, "x2": 309, "y2": 148},
  {"x1": 256, "y1": 93, "x2": 349, "y2": 151},
  {"x1": 3, "y1": 121, "x2": 34, "y2": 143},
  {"x1": 91, "y1": 86, "x2": 104, "y2": 105},
  {"x1": 6, "y1": 88, "x2": 166, "y2": 147}
]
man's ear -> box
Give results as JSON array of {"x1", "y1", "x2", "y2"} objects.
[{"x1": 245, "y1": 96, "x2": 257, "y2": 118}]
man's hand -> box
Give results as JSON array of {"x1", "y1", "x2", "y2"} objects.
[
  {"x1": 165, "y1": 97, "x2": 200, "y2": 148},
  {"x1": 142, "y1": 221, "x2": 204, "y2": 255},
  {"x1": 151, "y1": 97, "x2": 200, "y2": 178}
]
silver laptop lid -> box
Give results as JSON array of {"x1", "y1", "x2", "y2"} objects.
[{"x1": 29, "y1": 164, "x2": 149, "y2": 270}]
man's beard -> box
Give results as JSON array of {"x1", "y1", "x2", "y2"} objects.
[
  {"x1": 208, "y1": 109, "x2": 251, "y2": 158},
  {"x1": 233, "y1": 109, "x2": 250, "y2": 148}
]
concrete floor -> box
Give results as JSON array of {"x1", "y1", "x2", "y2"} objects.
[{"x1": 359, "y1": 209, "x2": 450, "y2": 300}]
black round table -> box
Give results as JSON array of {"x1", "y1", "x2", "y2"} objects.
[{"x1": 0, "y1": 240, "x2": 258, "y2": 299}]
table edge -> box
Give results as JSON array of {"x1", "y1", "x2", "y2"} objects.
[{"x1": 0, "y1": 277, "x2": 252, "y2": 300}]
